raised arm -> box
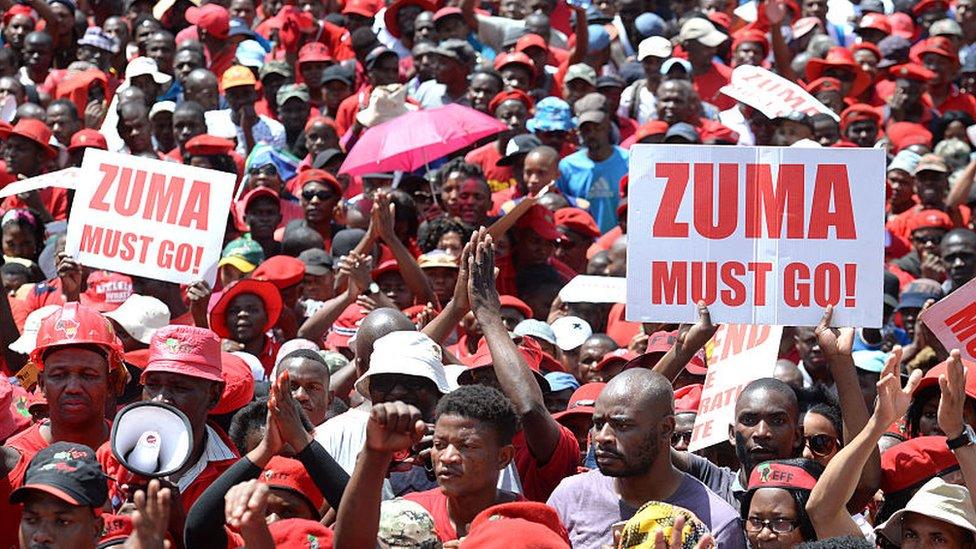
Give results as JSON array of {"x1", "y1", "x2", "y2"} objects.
[
  {"x1": 297, "y1": 252, "x2": 370, "y2": 341},
  {"x1": 468, "y1": 228, "x2": 561, "y2": 462},
  {"x1": 948, "y1": 158, "x2": 976, "y2": 208},
  {"x1": 938, "y1": 349, "x2": 976, "y2": 505},
  {"x1": 567, "y1": 5, "x2": 588, "y2": 66},
  {"x1": 765, "y1": 0, "x2": 796, "y2": 80},
  {"x1": 422, "y1": 239, "x2": 471, "y2": 344},
  {"x1": 652, "y1": 301, "x2": 717, "y2": 382},
  {"x1": 371, "y1": 190, "x2": 437, "y2": 306},
  {"x1": 815, "y1": 305, "x2": 880, "y2": 512},
  {"x1": 807, "y1": 347, "x2": 922, "y2": 538}
]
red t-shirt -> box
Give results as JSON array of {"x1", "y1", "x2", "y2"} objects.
[
  {"x1": 465, "y1": 142, "x2": 514, "y2": 193},
  {"x1": 512, "y1": 423, "x2": 579, "y2": 502},
  {"x1": 334, "y1": 87, "x2": 372, "y2": 137},
  {"x1": 936, "y1": 86, "x2": 976, "y2": 119},
  {"x1": 693, "y1": 61, "x2": 734, "y2": 111},
  {"x1": 404, "y1": 488, "x2": 527, "y2": 541},
  {"x1": 605, "y1": 301, "x2": 641, "y2": 348},
  {"x1": 886, "y1": 203, "x2": 971, "y2": 240}
]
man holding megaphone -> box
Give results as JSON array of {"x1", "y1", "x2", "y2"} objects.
[{"x1": 97, "y1": 324, "x2": 240, "y2": 516}]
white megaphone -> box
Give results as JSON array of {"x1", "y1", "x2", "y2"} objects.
[{"x1": 110, "y1": 402, "x2": 194, "y2": 478}]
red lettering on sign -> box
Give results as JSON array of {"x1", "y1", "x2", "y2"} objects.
[
  {"x1": 180, "y1": 180, "x2": 210, "y2": 230},
  {"x1": 744, "y1": 164, "x2": 804, "y2": 238},
  {"x1": 693, "y1": 163, "x2": 737, "y2": 239},
  {"x1": 144, "y1": 174, "x2": 184, "y2": 224},
  {"x1": 653, "y1": 163, "x2": 689, "y2": 237},
  {"x1": 809, "y1": 164, "x2": 856, "y2": 239},
  {"x1": 652, "y1": 261, "x2": 687, "y2": 304},
  {"x1": 88, "y1": 163, "x2": 118, "y2": 212},
  {"x1": 720, "y1": 262, "x2": 746, "y2": 306},
  {"x1": 114, "y1": 168, "x2": 147, "y2": 217},
  {"x1": 946, "y1": 302, "x2": 976, "y2": 357}
]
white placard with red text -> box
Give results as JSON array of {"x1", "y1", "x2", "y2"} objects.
[
  {"x1": 65, "y1": 149, "x2": 234, "y2": 285},
  {"x1": 920, "y1": 277, "x2": 976, "y2": 360},
  {"x1": 688, "y1": 324, "x2": 784, "y2": 451},
  {"x1": 720, "y1": 65, "x2": 840, "y2": 121},
  {"x1": 626, "y1": 145, "x2": 885, "y2": 327}
]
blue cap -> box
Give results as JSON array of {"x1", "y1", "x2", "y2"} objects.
[
  {"x1": 544, "y1": 372, "x2": 580, "y2": 393},
  {"x1": 635, "y1": 12, "x2": 665, "y2": 38},
  {"x1": 235, "y1": 40, "x2": 268, "y2": 69},
  {"x1": 527, "y1": 97, "x2": 575, "y2": 133},
  {"x1": 588, "y1": 25, "x2": 611, "y2": 51},
  {"x1": 245, "y1": 143, "x2": 300, "y2": 182},
  {"x1": 852, "y1": 350, "x2": 886, "y2": 373}
]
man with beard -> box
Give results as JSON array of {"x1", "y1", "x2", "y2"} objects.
[
  {"x1": 673, "y1": 377, "x2": 803, "y2": 510},
  {"x1": 547, "y1": 368, "x2": 745, "y2": 548},
  {"x1": 941, "y1": 229, "x2": 976, "y2": 294}
]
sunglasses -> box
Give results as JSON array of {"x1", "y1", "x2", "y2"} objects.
[
  {"x1": 805, "y1": 433, "x2": 839, "y2": 456},
  {"x1": 302, "y1": 189, "x2": 337, "y2": 202},
  {"x1": 248, "y1": 164, "x2": 278, "y2": 177},
  {"x1": 671, "y1": 431, "x2": 692, "y2": 447},
  {"x1": 745, "y1": 517, "x2": 798, "y2": 534}
]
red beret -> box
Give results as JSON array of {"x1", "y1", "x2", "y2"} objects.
[
  {"x1": 839, "y1": 103, "x2": 881, "y2": 133},
  {"x1": 494, "y1": 51, "x2": 537, "y2": 77},
  {"x1": 384, "y1": 0, "x2": 435, "y2": 37},
  {"x1": 881, "y1": 436, "x2": 958, "y2": 494},
  {"x1": 185, "y1": 134, "x2": 235, "y2": 156},
  {"x1": 886, "y1": 122, "x2": 933, "y2": 154},
  {"x1": 499, "y1": 295, "x2": 534, "y2": 319},
  {"x1": 253, "y1": 255, "x2": 305, "y2": 289},
  {"x1": 554, "y1": 207, "x2": 600, "y2": 239},
  {"x1": 268, "y1": 519, "x2": 333, "y2": 548},
  {"x1": 732, "y1": 29, "x2": 769, "y2": 54},
  {"x1": 489, "y1": 89, "x2": 535, "y2": 116},
  {"x1": 514, "y1": 204, "x2": 560, "y2": 241},
  {"x1": 68, "y1": 129, "x2": 108, "y2": 151},
  {"x1": 912, "y1": 0, "x2": 948, "y2": 16},
  {"x1": 851, "y1": 41, "x2": 882, "y2": 61},
  {"x1": 516, "y1": 33, "x2": 548, "y2": 54},
  {"x1": 295, "y1": 168, "x2": 342, "y2": 195},
  {"x1": 259, "y1": 457, "x2": 326, "y2": 512}
]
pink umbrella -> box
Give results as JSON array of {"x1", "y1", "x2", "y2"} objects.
[{"x1": 339, "y1": 104, "x2": 508, "y2": 176}]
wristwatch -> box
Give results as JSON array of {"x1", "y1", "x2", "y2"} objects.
[{"x1": 947, "y1": 425, "x2": 976, "y2": 450}]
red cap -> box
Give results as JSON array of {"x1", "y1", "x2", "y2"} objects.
[
  {"x1": 433, "y1": 6, "x2": 463, "y2": 21},
  {"x1": 240, "y1": 186, "x2": 280, "y2": 213},
  {"x1": 210, "y1": 352, "x2": 255, "y2": 415},
  {"x1": 371, "y1": 258, "x2": 400, "y2": 279},
  {"x1": 466, "y1": 502, "x2": 571, "y2": 548},
  {"x1": 912, "y1": 0, "x2": 948, "y2": 16},
  {"x1": 260, "y1": 457, "x2": 326, "y2": 512},
  {"x1": 98, "y1": 514, "x2": 134, "y2": 547},
  {"x1": 805, "y1": 47, "x2": 870, "y2": 97},
  {"x1": 209, "y1": 279, "x2": 283, "y2": 339},
  {"x1": 731, "y1": 29, "x2": 769, "y2": 54},
  {"x1": 296, "y1": 168, "x2": 342, "y2": 195},
  {"x1": 80, "y1": 271, "x2": 133, "y2": 313},
  {"x1": 886, "y1": 122, "x2": 933, "y2": 154},
  {"x1": 553, "y1": 382, "x2": 605, "y2": 422},
  {"x1": 3, "y1": 5, "x2": 35, "y2": 26},
  {"x1": 851, "y1": 41, "x2": 882, "y2": 61},
  {"x1": 499, "y1": 295, "x2": 534, "y2": 320},
  {"x1": 804, "y1": 76, "x2": 843, "y2": 94},
  {"x1": 747, "y1": 461, "x2": 819, "y2": 491},
  {"x1": 674, "y1": 383, "x2": 703, "y2": 413},
  {"x1": 625, "y1": 330, "x2": 707, "y2": 374},
  {"x1": 488, "y1": 88, "x2": 535, "y2": 114},
  {"x1": 252, "y1": 255, "x2": 305, "y2": 289},
  {"x1": 633, "y1": 120, "x2": 668, "y2": 144},
  {"x1": 10, "y1": 119, "x2": 56, "y2": 159},
  {"x1": 914, "y1": 356, "x2": 976, "y2": 398},
  {"x1": 887, "y1": 63, "x2": 937, "y2": 83},
  {"x1": 462, "y1": 336, "x2": 558, "y2": 382},
  {"x1": 858, "y1": 13, "x2": 891, "y2": 33},
  {"x1": 185, "y1": 134, "x2": 235, "y2": 156},
  {"x1": 889, "y1": 11, "x2": 915, "y2": 39},
  {"x1": 67, "y1": 129, "x2": 107, "y2": 151},
  {"x1": 516, "y1": 33, "x2": 548, "y2": 53},
  {"x1": 915, "y1": 36, "x2": 958, "y2": 63},
  {"x1": 514, "y1": 204, "x2": 561, "y2": 241},
  {"x1": 143, "y1": 325, "x2": 223, "y2": 383},
  {"x1": 342, "y1": 0, "x2": 378, "y2": 17},
  {"x1": 908, "y1": 209, "x2": 954, "y2": 233},
  {"x1": 384, "y1": 0, "x2": 436, "y2": 38},
  {"x1": 554, "y1": 207, "x2": 600, "y2": 239},
  {"x1": 298, "y1": 42, "x2": 334, "y2": 64},
  {"x1": 595, "y1": 348, "x2": 637, "y2": 371},
  {"x1": 881, "y1": 436, "x2": 958, "y2": 494},
  {"x1": 268, "y1": 518, "x2": 334, "y2": 548},
  {"x1": 494, "y1": 52, "x2": 537, "y2": 77},
  {"x1": 839, "y1": 103, "x2": 881, "y2": 134},
  {"x1": 187, "y1": 4, "x2": 230, "y2": 40},
  {"x1": 325, "y1": 303, "x2": 366, "y2": 350}
]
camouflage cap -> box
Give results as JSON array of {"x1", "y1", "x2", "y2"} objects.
[{"x1": 378, "y1": 498, "x2": 439, "y2": 548}]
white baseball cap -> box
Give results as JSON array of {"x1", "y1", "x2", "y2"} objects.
[
  {"x1": 8, "y1": 305, "x2": 61, "y2": 354},
  {"x1": 514, "y1": 319, "x2": 557, "y2": 346},
  {"x1": 638, "y1": 36, "x2": 672, "y2": 61},
  {"x1": 356, "y1": 331, "x2": 452, "y2": 397},
  {"x1": 103, "y1": 294, "x2": 170, "y2": 344},
  {"x1": 678, "y1": 18, "x2": 727, "y2": 48},
  {"x1": 550, "y1": 316, "x2": 593, "y2": 351},
  {"x1": 125, "y1": 57, "x2": 172, "y2": 86}
]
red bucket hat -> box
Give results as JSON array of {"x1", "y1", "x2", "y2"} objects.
[
  {"x1": 805, "y1": 47, "x2": 871, "y2": 97},
  {"x1": 384, "y1": 0, "x2": 436, "y2": 38},
  {"x1": 514, "y1": 204, "x2": 561, "y2": 241},
  {"x1": 252, "y1": 255, "x2": 305, "y2": 289},
  {"x1": 208, "y1": 279, "x2": 283, "y2": 339},
  {"x1": 10, "y1": 119, "x2": 56, "y2": 159},
  {"x1": 143, "y1": 325, "x2": 223, "y2": 383}
]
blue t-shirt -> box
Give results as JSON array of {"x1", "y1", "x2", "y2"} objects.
[{"x1": 557, "y1": 147, "x2": 628, "y2": 234}]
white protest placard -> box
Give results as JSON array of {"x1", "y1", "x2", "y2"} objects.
[
  {"x1": 720, "y1": 65, "x2": 840, "y2": 121},
  {"x1": 0, "y1": 167, "x2": 79, "y2": 198},
  {"x1": 558, "y1": 275, "x2": 626, "y2": 303},
  {"x1": 65, "y1": 149, "x2": 235, "y2": 285},
  {"x1": 688, "y1": 324, "x2": 784, "y2": 451},
  {"x1": 626, "y1": 145, "x2": 885, "y2": 327},
  {"x1": 920, "y1": 277, "x2": 976, "y2": 360}
]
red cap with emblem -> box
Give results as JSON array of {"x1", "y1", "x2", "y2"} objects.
[{"x1": 143, "y1": 325, "x2": 223, "y2": 382}]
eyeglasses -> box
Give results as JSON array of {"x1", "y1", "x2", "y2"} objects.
[
  {"x1": 671, "y1": 431, "x2": 692, "y2": 446},
  {"x1": 302, "y1": 188, "x2": 337, "y2": 202},
  {"x1": 745, "y1": 517, "x2": 799, "y2": 534},
  {"x1": 805, "y1": 433, "x2": 839, "y2": 456},
  {"x1": 248, "y1": 164, "x2": 278, "y2": 177}
]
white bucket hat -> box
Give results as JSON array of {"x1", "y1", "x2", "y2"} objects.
[
  {"x1": 355, "y1": 331, "x2": 451, "y2": 397},
  {"x1": 8, "y1": 305, "x2": 61, "y2": 354},
  {"x1": 103, "y1": 294, "x2": 170, "y2": 345},
  {"x1": 876, "y1": 477, "x2": 976, "y2": 545}
]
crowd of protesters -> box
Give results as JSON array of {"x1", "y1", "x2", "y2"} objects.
[{"x1": 3, "y1": 0, "x2": 976, "y2": 546}]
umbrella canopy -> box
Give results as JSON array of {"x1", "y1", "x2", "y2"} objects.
[{"x1": 339, "y1": 103, "x2": 508, "y2": 176}]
